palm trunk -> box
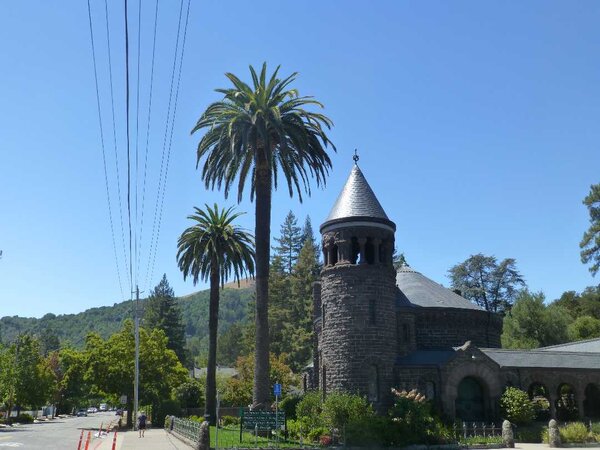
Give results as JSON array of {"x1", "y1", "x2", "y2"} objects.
[
  {"x1": 205, "y1": 263, "x2": 220, "y2": 425},
  {"x1": 253, "y1": 151, "x2": 271, "y2": 409}
]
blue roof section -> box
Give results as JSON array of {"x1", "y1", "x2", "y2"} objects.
[
  {"x1": 396, "y1": 265, "x2": 483, "y2": 311},
  {"x1": 321, "y1": 165, "x2": 395, "y2": 231}
]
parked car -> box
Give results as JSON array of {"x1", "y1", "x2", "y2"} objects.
[
  {"x1": 115, "y1": 409, "x2": 123, "y2": 416},
  {"x1": 76, "y1": 409, "x2": 87, "y2": 417}
]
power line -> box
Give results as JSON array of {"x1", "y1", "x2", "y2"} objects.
[
  {"x1": 134, "y1": 0, "x2": 142, "y2": 289},
  {"x1": 144, "y1": 0, "x2": 186, "y2": 290},
  {"x1": 148, "y1": 0, "x2": 192, "y2": 288},
  {"x1": 86, "y1": 0, "x2": 125, "y2": 301},
  {"x1": 125, "y1": 0, "x2": 133, "y2": 297},
  {"x1": 137, "y1": 0, "x2": 159, "y2": 288},
  {"x1": 103, "y1": 0, "x2": 131, "y2": 291}
]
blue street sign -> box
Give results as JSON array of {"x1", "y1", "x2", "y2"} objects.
[{"x1": 273, "y1": 383, "x2": 282, "y2": 396}]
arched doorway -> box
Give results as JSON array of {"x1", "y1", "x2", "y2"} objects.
[
  {"x1": 556, "y1": 383, "x2": 578, "y2": 421},
  {"x1": 528, "y1": 382, "x2": 550, "y2": 421},
  {"x1": 584, "y1": 383, "x2": 600, "y2": 418},
  {"x1": 455, "y1": 377, "x2": 486, "y2": 421}
]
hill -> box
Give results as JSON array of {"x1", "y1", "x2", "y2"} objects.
[{"x1": 0, "y1": 286, "x2": 254, "y2": 350}]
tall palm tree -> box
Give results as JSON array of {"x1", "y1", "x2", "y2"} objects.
[
  {"x1": 177, "y1": 204, "x2": 255, "y2": 424},
  {"x1": 191, "y1": 63, "x2": 335, "y2": 408}
]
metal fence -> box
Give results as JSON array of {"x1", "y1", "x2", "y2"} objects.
[
  {"x1": 453, "y1": 421, "x2": 502, "y2": 440},
  {"x1": 172, "y1": 417, "x2": 202, "y2": 443}
]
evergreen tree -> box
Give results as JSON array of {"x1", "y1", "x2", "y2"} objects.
[
  {"x1": 301, "y1": 215, "x2": 321, "y2": 273},
  {"x1": 144, "y1": 275, "x2": 188, "y2": 366},
  {"x1": 273, "y1": 211, "x2": 303, "y2": 273},
  {"x1": 580, "y1": 183, "x2": 600, "y2": 276},
  {"x1": 268, "y1": 239, "x2": 318, "y2": 371}
]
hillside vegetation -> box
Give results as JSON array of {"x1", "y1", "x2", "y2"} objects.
[{"x1": 0, "y1": 286, "x2": 253, "y2": 352}]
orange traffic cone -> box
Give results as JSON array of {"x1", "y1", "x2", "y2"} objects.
[
  {"x1": 84, "y1": 431, "x2": 91, "y2": 450},
  {"x1": 111, "y1": 430, "x2": 118, "y2": 450},
  {"x1": 77, "y1": 430, "x2": 84, "y2": 450}
]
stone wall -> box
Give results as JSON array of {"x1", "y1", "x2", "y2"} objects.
[
  {"x1": 320, "y1": 262, "x2": 397, "y2": 412},
  {"x1": 411, "y1": 308, "x2": 502, "y2": 349}
]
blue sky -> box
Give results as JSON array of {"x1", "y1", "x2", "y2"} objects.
[{"x1": 1, "y1": 1, "x2": 599, "y2": 318}]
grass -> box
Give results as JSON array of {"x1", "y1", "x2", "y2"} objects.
[
  {"x1": 211, "y1": 425, "x2": 310, "y2": 448},
  {"x1": 458, "y1": 435, "x2": 503, "y2": 445}
]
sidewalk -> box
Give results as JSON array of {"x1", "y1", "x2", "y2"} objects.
[{"x1": 93, "y1": 428, "x2": 195, "y2": 450}]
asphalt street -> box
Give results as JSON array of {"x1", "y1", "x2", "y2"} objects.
[{"x1": 0, "y1": 411, "x2": 117, "y2": 449}]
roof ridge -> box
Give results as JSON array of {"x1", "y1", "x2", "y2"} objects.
[{"x1": 537, "y1": 337, "x2": 600, "y2": 350}]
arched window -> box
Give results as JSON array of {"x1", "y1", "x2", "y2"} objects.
[
  {"x1": 367, "y1": 365, "x2": 379, "y2": 402},
  {"x1": 331, "y1": 244, "x2": 338, "y2": 265},
  {"x1": 365, "y1": 238, "x2": 375, "y2": 264},
  {"x1": 350, "y1": 237, "x2": 359, "y2": 264}
]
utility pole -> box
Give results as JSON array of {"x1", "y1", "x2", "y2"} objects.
[{"x1": 134, "y1": 285, "x2": 140, "y2": 430}]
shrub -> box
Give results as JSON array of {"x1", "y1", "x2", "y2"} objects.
[
  {"x1": 164, "y1": 415, "x2": 172, "y2": 429},
  {"x1": 560, "y1": 422, "x2": 590, "y2": 443},
  {"x1": 295, "y1": 391, "x2": 323, "y2": 430},
  {"x1": 346, "y1": 415, "x2": 394, "y2": 447},
  {"x1": 321, "y1": 392, "x2": 373, "y2": 431},
  {"x1": 154, "y1": 399, "x2": 181, "y2": 427},
  {"x1": 500, "y1": 387, "x2": 536, "y2": 425},
  {"x1": 515, "y1": 423, "x2": 545, "y2": 443},
  {"x1": 279, "y1": 394, "x2": 302, "y2": 420},
  {"x1": 14, "y1": 414, "x2": 34, "y2": 424},
  {"x1": 220, "y1": 415, "x2": 239, "y2": 426},
  {"x1": 389, "y1": 388, "x2": 451, "y2": 446},
  {"x1": 308, "y1": 426, "x2": 330, "y2": 442}
]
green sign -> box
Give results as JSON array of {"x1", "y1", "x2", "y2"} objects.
[{"x1": 241, "y1": 410, "x2": 286, "y2": 430}]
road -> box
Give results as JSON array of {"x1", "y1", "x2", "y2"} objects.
[{"x1": 0, "y1": 411, "x2": 118, "y2": 449}]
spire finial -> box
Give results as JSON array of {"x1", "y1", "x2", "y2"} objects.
[{"x1": 353, "y1": 149, "x2": 359, "y2": 165}]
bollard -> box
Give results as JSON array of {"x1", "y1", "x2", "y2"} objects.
[
  {"x1": 84, "y1": 431, "x2": 91, "y2": 450},
  {"x1": 99, "y1": 422, "x2": 103, "y2": 437},
  {"x1": 77, "y1": 430, "x2": 84, "y2": 450},
  {"x1": 502, "y1": 420, "x2": 515, "y2": 448},
  {"x1": 111, "y1": 430, "x2": 118, "y2": 450},
  {"x1": 549, "y1": 419, "x2": 561, "y2": 447}
]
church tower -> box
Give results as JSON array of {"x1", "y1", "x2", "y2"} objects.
[{"x1": 317, "y1": 160, "x2": 398, "y2": 411}]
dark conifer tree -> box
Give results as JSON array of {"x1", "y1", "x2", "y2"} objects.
[
  {"x1": 273, "y1": 211, "x2": 303, "y2": 273},
  {"x1": 144, "y1": 274, "x2": 188, "y2": 366}
]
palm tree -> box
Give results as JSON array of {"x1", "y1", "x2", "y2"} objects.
[
  {"x1": 177, "y1": 204, "x2": 255, "y2": 424},
  {"x1": 192, "y1": 63, "x2": 335, "y2": 407}
]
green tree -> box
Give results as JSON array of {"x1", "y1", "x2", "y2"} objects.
[
  {"x1": 57, "y1": 347, "x2": 89, "y2": 414},
  {"x1": 502, "y1": 291, "x2": 571, "y2": 348},
  {"x1": 85, "y1": 321, "x2": 187, "y2": 428},
  {"x1": 191, "y1": 63, "x2": 335, "y2": 407},
  {"x1": 500, "y1": 387, "x2": 536, "y2": 425},
  {"x1": 144, "y1": 274, "x2": 188, "y2": 366},
  {"x1": 273, "y1": 211, "x2": 303, "y2": 273},
  {"x1": 554, "y1": 287, "x2": 600, "y2": 320},
  {"x1": 567, "y1": 315, "x2": 600, "y2": 341},
  {"x1": 6, "y1": 334, "x2": 55, "y2": 415},
  {"x1": 448, "y1": 253, "x2": 526, "y2": 312},
  {"x1": 580, "y1": 183, "x2": 600, "y2": 276},
  {"x1": 301, "y1": 215, "x2": 321, "y2": 273},
  {"x1": 217, "y1": 323, "x2": 244, "y2": 366},
  {"x1": 177, "y1": 204, "x2": 255, "y2": 424},
  {"x1": 221, "y1": 353, "x2": 298, "y2": 407}
]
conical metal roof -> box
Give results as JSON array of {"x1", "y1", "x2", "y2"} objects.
[{"x1": 320, "y1": 164, "x2": 395, "y2": 232}]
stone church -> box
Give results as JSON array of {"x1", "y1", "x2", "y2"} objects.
[{"x1": 307, "y1": 162, "x2": 600, "y2": 421}]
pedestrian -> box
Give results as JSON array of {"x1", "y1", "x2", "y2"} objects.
[{"x1": 138, "y1": 411, "x2": 147, "y2": 438}]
